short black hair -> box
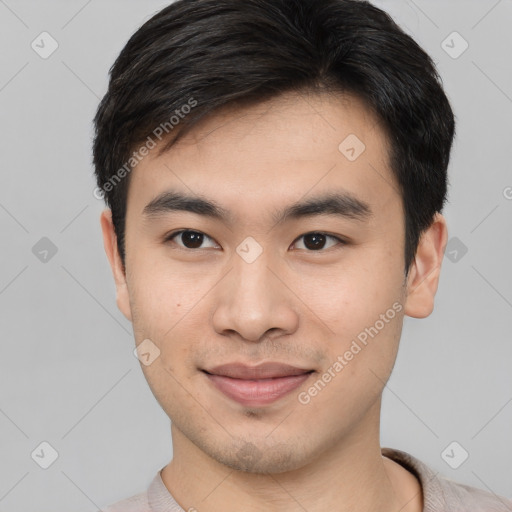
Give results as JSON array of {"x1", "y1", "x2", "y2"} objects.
[{"x1": 92, "y1": 0, "x2": 455, "y2": 275}]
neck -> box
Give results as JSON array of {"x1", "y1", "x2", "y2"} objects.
[{"x1": 161, "y1": 403, "x2": 422, "y2": 512}]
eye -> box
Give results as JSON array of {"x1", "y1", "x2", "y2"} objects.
[
  {"x1": 164, "y1": 230, "x2": 346, "y2": 252},
  {"x1": 164, "y1": 230, "x2": 219, "y2": 250},
  {"x1": 291, "y1": 232, "x2": 346, "y2": 251}
]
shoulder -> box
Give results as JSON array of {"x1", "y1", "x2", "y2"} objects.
[
  {"x1": 98, "y1": 467, "x2": 184, "y2": 512},
  {"x1": 99, "y1": 490, "x2": 150, "y2": 512},
  {"x1": 438, "y1": 478, "x2": 512, "y2": 511},
  {"x1": 382, "y1": 447, "x2": 512, "y2": 512}
]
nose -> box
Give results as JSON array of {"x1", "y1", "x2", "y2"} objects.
[{"x1": 211, "y1": 248, "x2": 300, "y2": 343}]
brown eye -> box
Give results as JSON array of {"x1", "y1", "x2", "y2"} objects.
[
  {"x1": 166, "y1": 230, "x2": 218, "y2": 249},
  {"x1": 292, "y1": 232, "x2": 345, "y2": 251}
]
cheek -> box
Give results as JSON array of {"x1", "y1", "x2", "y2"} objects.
[
  {"x1": 131, "y1": 269, "x2": 207, "y2": 405},
  {"x1": 296, "y1": 255, "x2": 405, "y2": 380},
  {"x1": 130, "y1": 259, "x2": 202, "y2": 326},
  {"x1": 297, "y1": 306, "x2": 404, "y2": 424},
  {"x1": 127, "y1": 268, "x2": 198, "y2": 370},
  {"x1": 293, "y1": 258, "x2": 402, "y2": 335},
  {"x1": 129, "y1": 258, "x2": 228, "y2": 370}
]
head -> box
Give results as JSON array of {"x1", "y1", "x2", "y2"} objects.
[{"x1": 94, "y1": 0, "x2": 454, "y2": 473}]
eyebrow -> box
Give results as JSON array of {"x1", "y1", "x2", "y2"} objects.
[{"x1": 142, "y1": 190, "x2": 373, "y2": 226}]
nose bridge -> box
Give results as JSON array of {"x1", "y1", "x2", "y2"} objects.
[
  {"x1": 212, "y1": 244, "x2": 298, "y2": 342},
  {"x1": 234, "y1": 247, "x2": 273, "y2": 302}
]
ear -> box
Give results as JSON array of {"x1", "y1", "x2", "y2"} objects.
[
  {"x1": 100, "y1": 209, "x2": 132, "y2": 322},
  {"x1": 404, "y1": 213, "x2": 448, "y2": 318}
]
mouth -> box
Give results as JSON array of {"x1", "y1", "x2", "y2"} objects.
[{"x1": 202, "y1": 362, "x2": 315, "y2": 407}]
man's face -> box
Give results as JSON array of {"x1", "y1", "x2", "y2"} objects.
[{"x1": 105, "y1": 91, "x2": 421, "y2": 473}]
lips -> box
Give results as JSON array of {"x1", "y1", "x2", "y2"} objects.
[
  {"x1": 204, "y1": 362, "x2": 312, "y2": 379},
  {"x1": 202, "y1": 362, "x2": 314, "y2": 407}
]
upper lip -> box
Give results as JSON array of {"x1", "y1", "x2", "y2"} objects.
[{"x1": 203, "y1": 362, "x2": 313, "y2": 379}]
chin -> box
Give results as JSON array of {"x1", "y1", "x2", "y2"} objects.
[{"x1": 206, "y1": 438, "x2": 310, "y2": 474}]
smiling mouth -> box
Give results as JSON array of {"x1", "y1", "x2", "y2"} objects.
[{"x1": 202, "y1": 362, "x2": 315, "y2": 407}]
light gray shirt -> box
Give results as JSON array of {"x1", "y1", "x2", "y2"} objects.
[{"x1": 100, "y1": 447, "x2": 512, "y2": 511}]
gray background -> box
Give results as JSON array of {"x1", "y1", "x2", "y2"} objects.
[{"x1": 0, "y1": 0, "x2": 511, "y2": 510}]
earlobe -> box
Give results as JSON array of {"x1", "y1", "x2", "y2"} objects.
[
  {"x1": 100, "y1": 209, "x2": 133, "y2": 322},
  {"x1": 404, "y1": 213, "x2": 448, "y2": 319}
]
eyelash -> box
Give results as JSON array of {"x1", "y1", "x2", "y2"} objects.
[{"x1": 163, "y1": 229, "x2": 347, "y2": 252}]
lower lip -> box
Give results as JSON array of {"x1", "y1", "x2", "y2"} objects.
[{"x1": 204, "y1": 371, "x2": 313, "y2": 407}]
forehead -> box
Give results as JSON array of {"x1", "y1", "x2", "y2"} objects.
[{"x1": 126, "y1": 91, "x2": 399, "y2": 226}]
